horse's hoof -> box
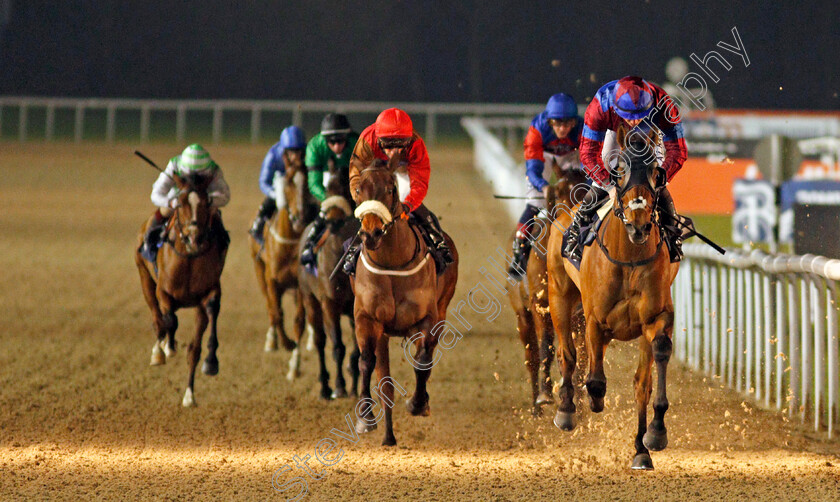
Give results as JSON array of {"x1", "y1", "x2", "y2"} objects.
[
  {"x1": 332, "y1": 388, "x2": 349, "y2": 399},
  {"x1": 531, "y1": 406, "x2": 543, "y2": 418},
  {"x1": 406, "y1": 397, "x2": 430, "y2": 417},
  {"x1": 643, "y1": 427, "x2": 668, "y2": 451},
  {"x1": 150, "y1": 347, "x2": 165, "y2": 366},
  {"x1": 162, "y1": 344, "x2": 177, "y2": 359},
  {"x1": 286, "y1": 370, "x2": 300, "y2": 382},
  {"x1": 202, "y1": 359, "x2": 219, "y2": 376},
  {"x1": 181, "y1": 388, "x2": 196, "y2": 408},
  {"x1": 355, "y1": 418, "x2": 377, "y2": 435},
  {"x1": 631, "y1": 453, "x2": 654, "y2": 470},
  {"x1": 281, "y1": 339, "x2": 297, "y2": 351},
  {"x1": 535, "y1": 392, "x2": 554, "y2": 406},
  {"x1": 589, "y1": 396, "x2": 604, "y2": 413},
  {"x1": 320, "y1": 387, "x2": 334, "y2": 400},
  {"x1": 382, "y1": 435, "x2": 397, "y2": 447},
  {"x1": 553, "y1": 410, "x2": 577, "y2": 431},
  {"x1": 264, "y1": 327, "x2": 278, "y2": 352}
]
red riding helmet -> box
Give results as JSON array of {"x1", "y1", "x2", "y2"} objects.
[{"x1": 374, "y1": 108, "x2": 413, "y2": 138}]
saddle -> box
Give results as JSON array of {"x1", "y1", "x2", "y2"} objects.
[{"x1": 140, "y1": 214, "x2": 229, "y2": 269}]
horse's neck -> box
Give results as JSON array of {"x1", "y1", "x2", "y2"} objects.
[
  {"x1": 366, "y1": 220, "x2": 418, "y2": 268},
  {"x1": 604, "y1": 211, "x2": 659, "y2": 262},
  {"x1": 274, "y1": 207, "x2": 297, "y2": 237}
]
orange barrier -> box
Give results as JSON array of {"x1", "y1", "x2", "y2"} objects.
[{"x1": 669, "y1": 158, "x2": 752, "y2": 214}]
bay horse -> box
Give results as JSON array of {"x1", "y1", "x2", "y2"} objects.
[
  {"x1": 134, "y1": 172, "x2": 229, "y2": 407},
  {"x1": 507, "y1": 160, "x2": 588, "y2": 416},
  {"x1": 352, "y1": 155, "x2": 458, "y2": 446},
  {"x1": 249, "y1": 156, "x2": 316, "y2": 380},
  {"x1": 547, "y1": 136, "x2": 680, "y2": 470},
  {"x1": 297, "y1": 193, "x2": 361, "y2": 400}
]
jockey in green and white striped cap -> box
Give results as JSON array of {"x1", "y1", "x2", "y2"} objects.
[{"x1": 174, "y1": 143, "x2": 216, "y2": 175}]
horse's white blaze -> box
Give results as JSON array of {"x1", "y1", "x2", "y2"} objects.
[
  {"x1": 354, "y1": 200, "x2": 392, "y2": 223},
  {"x1": 188, "y1": 191, "x2": 201, "y2": 221},
  {"x1": 306, "y1": 323, "x2": 315, "y2": 351},
  {"x1": 150, "y1": 342, "x2": 165, "y2": 366},
  {"x1": 264, "y1": 326, "x2": 278, "y2": 352},
  {"x1": 628, "y1": 197, "x2": 647, "y2": 210},
  {"x1": 286, "y1": 348, "x2": 301, "y2": 381},
  {"x1": 182, "y1": 387, "x2": 196, "y2": 407}
]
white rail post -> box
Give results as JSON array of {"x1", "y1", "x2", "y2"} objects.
[
  {"x1": 692, "y1": 263, "x2": 703, "y2": 370},
  {"x1": 176, "y1": 104, "x2": 187, "y2": 144},
  {"x1": 727, "y1": 268, "x2": 737, "y2": 388},
  {"x1": 711, "y1": 264, "x2": 720, "y2": 377},
  {"x1": 425, "y1": 110, "x2": 437, "y2": 147},
  {"x1": 702, "y1": 262, "x2": 712, "y2": 374},
  {"x1": 140, "y1": 106, "x2": 150, "y2": 143},
  {"x1": 74, "y1": 104, "x2": 84, "y2": 143},
  {"x1": 45, "y1": 104, "x2": 55, "y2": 142},
  {"x1": 801, "y1": 276, "x2": 812, "y2": 422},
  {"x1": 788, "y1": 274, "x2": 801, "y2": 417},
  {"x1": 828, "y1": 280, "x2": 839, "y2": 438},
  {"x1": 746, "y1": 269, "x2": 755, "y2": 396},
  {"x1": 212, "y1": 105, "x2": 223, "y2": 144},
  {"x1": 762, "y1": 271, "x2": 773, "y2": 405},
  {"x1": 755, "y1": 270, "x2": 765, "y2": 400},
  {"x1": 292, "y1": 105, "x2": 302, "y2": 128},
  {"x1": 736, "y1": 268, "x2": 747, "y2": 392},
  {"x1": 106, "y1": 104, "x2": 116, "y2": 143},
  {"x1": 775, "y1": 273, "x2": 786, "y2": 409},
  {"x1": 18, "y1": 103, "x2": 27, "y2": 142},
  {"x1": 250, "y1": 106, "x2": 261, "y2": 145},
  {"x1": 812, "y1": 277, "x2": 825, "y2": 431}
]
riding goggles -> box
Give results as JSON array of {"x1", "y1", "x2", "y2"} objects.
[{"x1": 378, "y1": 137, "x2": 412, "y2": 150}]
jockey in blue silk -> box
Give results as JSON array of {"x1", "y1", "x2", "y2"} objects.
[
  {"x1": 509, "y1": 93, "x2": 583, "y2": 279},
  {"x1": 565, "y1": 76, "x2": 688, "y2": 263},
  {"x1": 249, "y1": 126, "x2": 307, "y2": 244}
]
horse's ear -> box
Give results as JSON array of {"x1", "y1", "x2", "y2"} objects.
[{"x1": 172, "y1": 173, "x2": 188, "y2": 190}]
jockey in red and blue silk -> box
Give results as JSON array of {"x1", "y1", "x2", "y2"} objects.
[
  {"x1": 509, "y1": 93, "x2": 583, "y2": 279},
  {"x1": 565, "y1": 76, "x2": 688, "y2": 262}
]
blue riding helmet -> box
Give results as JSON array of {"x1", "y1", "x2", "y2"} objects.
[
  {"x1": 279, "y1": 126, "x2": 306, "y2": 150},
  {"x1": 613, "y1": 76, "x2": 655, "y2": 120},
  {"x1": 545, "y1": 93, "x2": 578, "y2": 120}
]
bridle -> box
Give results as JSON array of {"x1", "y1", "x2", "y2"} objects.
[{"x1": 166, "y1": 190, "x2": 214, "y2": 258}]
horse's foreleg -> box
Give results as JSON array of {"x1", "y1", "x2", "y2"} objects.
[
  {"x1": 632, "y1": 337, "x2": 655, "y2": 470},
  {"x1": 252, "y1": 256, "x2": 278, "y2": 352},
  {"x1": 348, "y1": 317, "x2": 360, "y2": 397},
  {"x1": 183, "y1": 306, "x2": 208, "y2": 407},
  {"x1": 514, "y1": 304, "x2": 539, "y2": 414},
  {"x1": 354, "y1": 315, "x2": 380, "y2": 435},
  {"x1": 549, "y1": 288, "x2": 579, "y2": 430},
  {"x1": 643, "y1": 312, "x2": 673, "y2": 454},
  {"x1": 268, "y1": 280, "x2": 295, "y2": 352},
  {"x1": 323, "y1": 300, "x2": 348, "y2": 398},
  {"x1": 407, "y1": 316, "x2": 436, "y2": 417},
  {"x1": 304, "y1": 293, "x2": 330, "y2": 396},
  {"x1": 374, "y1": 334, "x2": 397, "y2": 446},
  {"x1": 201, "y1": 289, "x2": 221, "y2": 376},
  {"x1": 534, "y1": 303, "x2": 555, "y2": 409},
  {"x1": 584, "y1": 321, "x2": 607, "y2": 413},
  {"x1": 136, "y1": 259, "x2": 167, "y2": 365},
  {"x1": 286, "y1": 288, "x2": 306, "y2": 380}
]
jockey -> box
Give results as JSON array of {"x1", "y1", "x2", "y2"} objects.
[
  {"x1": 509, "y1": 93, "x2": 582, "y2": 279},
  {"x1": 141, "y1": 144, "x2": 230, "y2": 257},
  {"x1": 299, "y1": 113, "x2": 360, "y2": 268},
  {"x1": 343, "y1": 107, "x2": 454, "y2": 275},
  {"x1": 565, "y1": 76, "x2": 688, "y2": 262},
  {"x1": 248, "y1": 125, "x2": 307, "y2": 244}
]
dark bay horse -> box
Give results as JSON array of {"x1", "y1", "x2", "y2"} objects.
[
  {"x1": 507, "y1": 163, "x2": 588, "y2": 416},
  {"x1": 249, "y1": 156, "x2": 315, "y2": 380},
  {"x1": 547, "y1": 138, "x2": 679, "y2": 470},
  {"x1": 297, "y1": 194, "x2": 361, "y2": 399},
  {"x1": 135, "y1": 172, "x2": 229, "y2": 407},
  {"x1": 351, "y1": 155, "x2": 458, "y2": 446}
]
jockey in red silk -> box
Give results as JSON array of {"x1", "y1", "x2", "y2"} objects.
[
  {"x1": 509, "y1": 93, "x2": 582, "y2": 279},
  {"x1": 565, "y1": 76, "x2": 688, "y2": 262}
]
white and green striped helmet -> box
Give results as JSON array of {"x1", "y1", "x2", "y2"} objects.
[{"x1": 175, "y1": 144, "x2": 215, "y2": 174}]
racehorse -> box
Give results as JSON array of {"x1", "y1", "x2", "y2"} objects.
[
  {"x1": 297, "y1": 192, "x2": 361, "y2": 400},
  {"x1": 351, "y1": 154, "x2": 458, "y2": 446},
  {"x1": 134, "y1": 172, "x2": 229, "y2": 407},
  {"x1": 249, "y1": 155, "x2": 315, "y2": 380},
  {"x1": 547, "y1": 135, "x2": 679, "y2": 470},
  {"x1": 507, "y1": 161, "x2": 588, "y2": 416}
]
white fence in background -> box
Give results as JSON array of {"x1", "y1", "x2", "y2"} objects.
[
  {"x1": 0, "y1": 96, "x2": 543, "y2": 145},
  {"x1": 464, "y1": 116, "x2": 840, "y2": 437},
  {"x1": 677, "y1": 243, "x2": 840, "y2": 437}
]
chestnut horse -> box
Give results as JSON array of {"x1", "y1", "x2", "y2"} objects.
[
  {"x1": 507, "y1": 163, "x2": 588, "y2": 416},
  {"x1": 297, "y1": 193, "x2": 361, "y2": 399},
  {"x1": 352, "y1": 155, "x2": 458, "y2": 446},
  {"x1": 135, "y1": 172, "x2": 229, "y2": 407},
  {"x1": 249, "y1": 156, "x2": 315, "y2": 380},
  {"x1": 547, "y1": 138, "x2": 679, "y2": 470}
]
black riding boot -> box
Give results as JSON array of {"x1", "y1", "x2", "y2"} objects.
[
  {"x1": 412, "y1": 204, "x2": 454, "y2": 273},
  {"x1": 300, "y1": 213, "x2": 327, "y2": 268},
  {"x1": 342, "y1": 243, "x2": 361, "y2": 276},
  {"x1": 249, "y1": 196, "x2": 277, "y2": 244},
  {"x1": 564, "y1": 185, "x2": 610, "y2": 262},
  {"x1": 141, "y1": 212, "x2": 168, "y2": 261},
  {"x1": 508, "y1": 230, "x2": 532, "y2": 281},
  {"x1": 657, "y1": 187, "x2": 682, "y2": 262}
]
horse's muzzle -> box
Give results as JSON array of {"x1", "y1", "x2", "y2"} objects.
[{"x1": 626, "y1": 222, "x2": 652, "y2": 245}]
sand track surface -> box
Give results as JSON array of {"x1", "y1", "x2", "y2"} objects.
[{"x1": 1, "y1": 143, "x2": 838, "y2": 500}]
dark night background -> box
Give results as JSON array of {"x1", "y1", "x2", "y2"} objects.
[{"x1": 1, "y1": 0, "x2": 838, "y2": 110}]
